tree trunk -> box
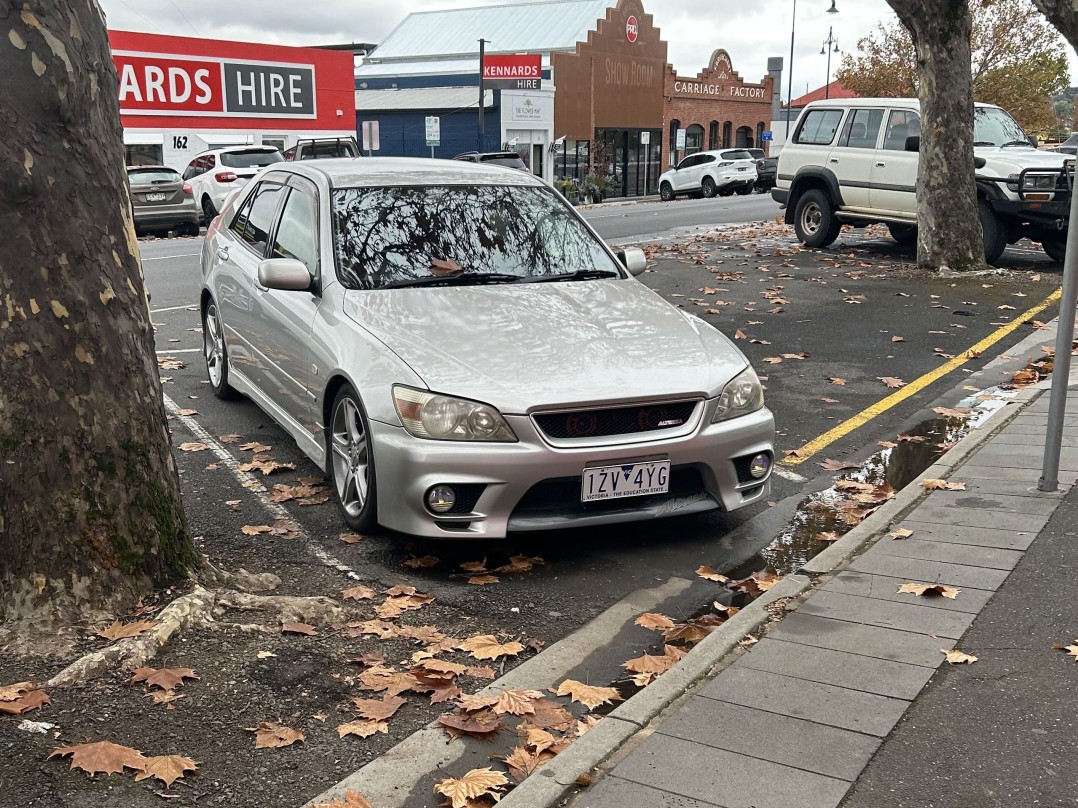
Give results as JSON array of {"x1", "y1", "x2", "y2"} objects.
[
  {"x1": 1032, "y1": 1, "x2": 1078, "y2": 47},
  {"x1": 888, "y1": 0, "x2": 987, "y2": 271},
  {"x1": 0, "y1": 1, "x2": 195, "y2": 639}
]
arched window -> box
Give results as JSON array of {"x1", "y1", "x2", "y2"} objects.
[
  {"x1": 756, "y1": 122, "x2": 766, "y2": 151},
  {"x1": 669, "y1": 118, "x2": 681, "y2": 165},
  {"x1": 722, "y1": 121, "x2": 732, "y2": 148},
  {"x1": 685, "y1": 124, "x2": 705, "y2": 154},
  {"x1": 736, "y1": 125, "x2": 753, "y2": 148},
  {"x1": 708, "y1": 121, "x2": 720, "y2": 150}
]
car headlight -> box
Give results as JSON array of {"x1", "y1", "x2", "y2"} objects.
[
  {"x1": 393, "y1": 386, "x2": 517, "y2": 442},
  {"x1": 712, "y1": 367, "x2": 765, "y2": 423}
]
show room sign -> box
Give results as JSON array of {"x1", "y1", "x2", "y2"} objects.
[{"x1": 113, "y1": 51, "x2": 317, "y2": 118}]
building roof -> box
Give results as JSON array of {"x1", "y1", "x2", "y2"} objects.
[
  {"x1": 355, "y1": 87, "x2": 494, "y2": 112},
  {"x1": 369, "y1": 0, "x2": 613, "y2": 61},
  {"x1": 789, "y1": 80, "x2": 858, "y2": 108},
  {"x1": 356, "y1": 56, "x2": 553, "y2": 79}
]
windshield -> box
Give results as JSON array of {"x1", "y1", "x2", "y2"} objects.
[
  {"x1": 973, "y1": 107, "x2": 1030, "y2": 147},
  {"x1": 128, "y1": 168, "x2": 179, "y2": 184},
  {"x1": 332, "y1": 185, "x2": 622, "y2": 290},
  {"x1": 220, "y1": 149, "x2": 285, "y2": 168}
]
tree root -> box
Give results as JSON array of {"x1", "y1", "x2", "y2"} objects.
[
  {"x1": 195, "y1": 559, "x2": 281, "y2": 593},
  {"x1": 46, "y1": 587, "x2": 343, "y2": 687}
]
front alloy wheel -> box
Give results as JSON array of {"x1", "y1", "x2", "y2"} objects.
[
  {"x1": 328, "y1": 385, "x2": 378, "y2": 532},
  {"x1": 701, "y1": 176, "x2": 717, "y2": 198}
]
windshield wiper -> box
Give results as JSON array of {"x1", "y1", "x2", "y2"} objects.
[
  {"x1": 1001, "y1": 140, "x2": 1033, "y2": 148},
  {"x1": 973, "y1": 141, "x2": 996, "y2": 147},
  {"x1": 520, "y1": 269, "x2": 621, "y2": 284},
  {"x1": 383, "y1": 272, "x2": 522, "y2": 289}
]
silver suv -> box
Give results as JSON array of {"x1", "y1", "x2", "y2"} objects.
[{"x1": 773, "y1": 98, "x2": 1073, "y2": 264}]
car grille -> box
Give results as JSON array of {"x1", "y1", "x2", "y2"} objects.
[
  {"x1": 533, "y1": 401, "x2": 698, "y2": 441},
  {"x1": 512, "y1": 466, "x2": 706, "y2": 518}
]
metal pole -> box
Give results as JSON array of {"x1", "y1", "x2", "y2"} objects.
[
  {"x1": 1039, "y1": 177, "x2": 1078, "y2": 491},
  {"x1": 825, "y1": 26, "x2": 833, "y2": 99},
  {"x1": 478, "y1": 38, "x2": 486, "y2": 153},
  {"x1": 785, "y1": 0, "x2": 797, "y2": 150}
]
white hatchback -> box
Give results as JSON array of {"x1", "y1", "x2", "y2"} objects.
[
  {"x1": 182, "y1": 146, "x2": 284, "y2": 222},
  {"x1": 659, "y1": 149, "x2": 758, "y2": 201}
]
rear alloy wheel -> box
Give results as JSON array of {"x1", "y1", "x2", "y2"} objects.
[
  {"x1": 793, "y1": 189, "x2": 842, "y2": 248},
  {"x1": 203, "y1": 298, "x2": 239, "y2": 400},
  {"x1": 327, "y1": 384, "x2": 379, "y2": 533},
  {"x1": 1042, "y1": 235, "x2": 1067, "y2": 263},
  {"x1": 978, "y1": 201, "x2": 1007, "y2": 265},
  {"x1": 701, "y1": 176, "x2": 717, "y2": 198},
  {"x1": 887, "y1": 223, "x2": 917, "y2": 247},
  {"x1": 660, "y1": 182, "x2": 675, "y2": 202},
  {"x1": 201, "y1": 196, "x2": 218, "y2": 222}
]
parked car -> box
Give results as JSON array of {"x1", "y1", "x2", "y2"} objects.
[
  {"x1": 126, "y1": 165, "x2": 199, "y2": 236},
  {"x1": 452, "y1": 151, "x2": 529, "y2": 171},
  {"x1": 183, "y1": 145, "x2": 284, "y2": 222},
  {"x1": 659, "y1": 149, "x2": 757, "y2": 201},
  {"x1": 1043, "y1": 133, "x2": 1078, "y2": 155},
  {"x1": 283, "y1": 137, "x2": 360, "y2": 161},
  {"x1": 773, "y1": 98, "x2": 1074, "y2": 263},
  {"x1": 199, "y1": 158, "x2": 775, "y2": 539},
  {"x1": 746, "y1": 148, "x2": 778, "y2": 193}
]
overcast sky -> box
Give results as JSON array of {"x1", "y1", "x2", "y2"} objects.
[{"x1": 98, "y1": 0, "x2": 1078, "y2": 100}]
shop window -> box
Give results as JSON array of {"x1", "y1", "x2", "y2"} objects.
[
  {"x1": 708, "y1": 121, "x2": 719, "y2": 150},
  {"x1": 736, "y1": 125, "x2": 753, "y2": 148},
  {"x1": 722, "y1": 121, "x2": 732, "y2": 148},
  {"x1": 125, "y1": 144, "x2": 162, "y2": 167},
  {"x1": 685, "y1": 124, "x2": 704, "y2": 155},
  {"x1": 756, "y1": 123, "x2": 766, "y2": 151},
  {"x1": 669, "y1": 119, "x2": 681, "y2": 165}
]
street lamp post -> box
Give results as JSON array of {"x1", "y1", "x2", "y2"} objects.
[
  {"x1": 785, "y1": 1, "x2": 838, "y2": 147},
  {"x1": 820, "y1": 26, "x2": 840, "y2": 99}
]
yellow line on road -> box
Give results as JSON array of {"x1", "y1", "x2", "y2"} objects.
[{"x1": 782, "y1": 288, "x2": 1062, "y2": 466}]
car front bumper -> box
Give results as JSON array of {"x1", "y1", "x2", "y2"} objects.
[{"x1": 369, "y1": 406, "x2": 775, "y2": 539}]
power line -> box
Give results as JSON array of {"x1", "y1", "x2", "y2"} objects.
[
  {"x1": 166, "y1": 0, "x2": 199, "y2": 37},
  {"x1": 112, "y1": 0, "x2": 165, "y2": 34}
]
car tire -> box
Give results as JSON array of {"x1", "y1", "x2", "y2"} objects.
[
  {"x1": 203, "y1": 297, "x2": 240, "y2": 401},
  {"x1": 183, "y1": 222, "x2": 201, "y2": 238},
  {"x1": 887, "y1": 224, "x2": 918, "y2": 247},
  {"x1": 794, "y1": 189, "x2": 842, "y2": 248},
  {"x1": 979, "y1": 201, "x2": 1007, "y2": 265},
  {"x1": 326, "y1": 384, "x2": 379, "y2": 533},
  {"x1": 660, "y1": 182, "x2": 675, "y2": 202},
  {"x1": 201, "y1": 195, "x2": 218, "y2": 222},
  {"x1": 1042, "y1": 235, "x2": 1067, "y2": 263},
  {"x1": 717, "y1": 187, "x2": 733, "y2": 197},
  {"x1": 735, "y1": 185, "x2": 753, "y2": 196},
  {"x1": 701, "y1": 176, "x2": 717, "y2": 198}
]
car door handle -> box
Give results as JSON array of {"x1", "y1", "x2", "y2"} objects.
[
  {"x1": 829, "y1": 158, "x2": 839, "y2": 163},
  {"x1": 876, "y1": 162, "x2": 887, "y2": 167},
  {"x1": 216, "y1": 246, "x2": 229, "y2": 261}
]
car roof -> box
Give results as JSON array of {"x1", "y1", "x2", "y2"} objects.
[
  {"x1": 269, "y1": 157, "x2": 547, "y2": 189},
  {"x1": 803, "y1": 97, "x2": 1000, "y2": 110}
]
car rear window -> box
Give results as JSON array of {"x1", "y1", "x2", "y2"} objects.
[
  {"x1": 220, "y1": 150, "x2": 285, "y2": 168},
  {"x1": 720, "y1": 150, "x2": 753, "y2": 161},
  {"x1": 796, "y1": 109, "x2": 844, "y2": 145},
  {"x1": 128, "y1": 168, "x2": 179, "y2": 184},
  {"x1": 478, "y1": 154, "x2": 528, "y2": 169}
]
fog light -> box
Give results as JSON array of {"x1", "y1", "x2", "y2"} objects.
[
  {"x1": 749, "y1": 453, "x2": 771, "y2": 479},
  {"x1": 427, "y1": 485, "x2": 456, "y2": 514}
]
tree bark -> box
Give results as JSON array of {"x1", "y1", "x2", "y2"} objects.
[
  {"x1": 0, "y1": 1, "x2": 195, "y2": 637},
  {"x1": 888, "y1": 0, "x2": 987, "y2": 271},
  {"x1": 1032, "y1": 1, "x2": 1078, "y2": 47}
]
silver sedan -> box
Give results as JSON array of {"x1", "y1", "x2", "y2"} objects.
[{"x1": 199, "y1": 158, "x2": 774, "y2": 539}]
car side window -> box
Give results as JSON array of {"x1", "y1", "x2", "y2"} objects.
[
  {"x1": 228, "y1": 189, "x2": 256, "y2": 242},
  {"x1": 699, "y1": 155, "x2": 716, "y2": 165},
  {"x1": 795, "y1": 109, "x2": 844, "y2": 145},
  {"x1": 234, "y1": 183, "x2": 285, "y2": 256},
  {"x1": 883, "y1": 110, "x2": 920, "y2": 150},
  {"x1": 271, "y1": 186, "x2": 318, "y2": 277},
  {"x1": 205, "y1": 155, "x2": 216, "y2": 172},
  {"x1": 183, "y1": 157, "x2": 203, "y2": 180},
  {"x1": 676, "y1": 155, "x2": 698, "y2": 170},
  {"x1": 838, "y1": 108, "x2": 885, "y2": 149}
]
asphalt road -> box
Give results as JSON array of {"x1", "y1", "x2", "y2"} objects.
[{"x1": 139, "y1": 198, "x2": 1062, "y2": 724}]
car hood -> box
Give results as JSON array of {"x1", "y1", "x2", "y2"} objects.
[
  {"x1": 341, "y1": 280, "x2": 748, "y2": 413},
  {"x1": 977, "y1": 146, "x2": 1073, "y2": 171}
]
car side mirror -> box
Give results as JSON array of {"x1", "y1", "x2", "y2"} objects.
[
  {"x1": 1027, "y1": 133, "x2": 1039, "y2": 148},
  {"x1": 258, "y1": 258, "x2": 312, "y2": 291},
  {"x1": 905, "y1": 135, "x2": 920, "y2": 152},
  {"x1": 617, "y1": 247, "x2": 648, "y2": 277}
]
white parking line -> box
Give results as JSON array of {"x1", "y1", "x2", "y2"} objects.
[
  {"x1": 142, "y1": 253, "x2": 200, "y2": 261},
  {"x1": 156, "y1": 348, "x2": 203, "y2": 354},
  {"x1": 151, "y1": 304, "x2": 198, "y2": 314},
  {"x1": 162, "y1": 394, "x2": 363, "y2": 582},
  {"x1": 773, "y1": 466, "x2": 808, "y2": 483}
]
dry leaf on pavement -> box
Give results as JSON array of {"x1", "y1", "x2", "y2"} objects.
[
  {"x1": 314, "y1": 790, "x2": 375, "y2": 808},
  {"x1": 281, "y1": 622, "x2": 317, "y2": 636},
  {"x1": 49, "y1": 740, "x2": 147, "y2": 776},
  {"x1": 827, "y1": 376, "x2": 847, "y2": 385},
  {"x1": 133, "y1": 754, "x2": 198, "y2": 787},
  {"x1": 503, "y1": 746, "x2": 554, "y2": 783},
  {"x1": 878, "y1": 376, "x2": 906, "y2": 388},
  {"x1": 890, "y1": 528, "x2": 915, "y2": 539},
  {"x1": 696, "y1": 565, "x2": 729, "y2": 582},
  {"x1": 819, "y1": 459, "x2": 858, "y2": 471},
  {"x1": 525, "y1": 698, "x2": 576, "y2": 733},
  {"x1": 359, "y1": 668, "x2": 421, "y2": 697},
  {"x1": 554, "y1": 679, "x2": 622, "y2": 710},
  {"x1": 933, "y1": 406, "x2": 971, "y2": 418},
  {"x1": 97, "y1": 619, "x2": 155, "y2": 641},
  {"x1": 339, "y1": 533, "x2": 364, "y2": 544},
  {"x1": 433, "y1": 767, "x2": 509, "y2": 808},
  {"x1": 459, "y1": 560, "x2": 489, "y2": 573},
  {"x1": 635, "y1": 613, "x2": 676, "y2": 631},
  {"x1": 248, "y1": 722, "x2": 305, "y2": 748},
  {"x1": 921, "y1": 479, "x2": 966, "y2": 491},
  {"x1": 461, "y1": 635, "x2": 525, "y2": 661},
  {"x1": 241, "y1": 525, "x2": 272, "y2": 536},
  {"x1": 0, "y1": 685, "x2": 50, "y2": 716},
  {"x1": 898, "y1": 582, "x2": 961, "y2": 599},
  {"x1": 351, "y1": 695, "x2": 407, "y2": 721},
  {"x1": 942, "y1": 649, "x2": 978, "y2": 665},
  {"x1": 239, "y1": 441, "x2": 272, "y2": 453},
  {"x1": 130, "y1": 667, "x2": 198, "y2": 691},
  {"x1": 342, "y1": 585, "x2": 377, "y2": 601},
  {"x1": 437, "y1": 710, "x2": 504, "y2": 741},
  {"x1": 403, "y1": 555, "x2": 440, "y2": 569},
  {"x1": 468, "y1": 575, "x2": 500, "y2": 586},
  {"x1": 816, "y1": 531, "x2": 842, "y2": 542},
  {"x1": 177, "y1": 442, "x2": 208, "y2": 452},
  {"x1": 337, "y1": 720, "x2": 389, "y2": 739}
]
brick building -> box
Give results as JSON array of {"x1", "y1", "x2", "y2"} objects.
[{"x1": 663, "y1": 49, "x2": 780, "y2": 169}]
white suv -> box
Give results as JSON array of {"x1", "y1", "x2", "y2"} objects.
[
  {"x1": 774, "y1": 98, "x2": 1073, "y2": 264},
  {"x1": 659, "y1": 149, "x2": 758, "y2": 201},
  {"x1": 182, "y1": 146, "x2": 284, "y2": 222}
]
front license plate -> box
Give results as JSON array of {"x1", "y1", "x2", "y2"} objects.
[
  {"x1": 581, "y1": 460, "x2": 671, "y2": 503},
  {"x1": 145, "y1": 192, "x2": 167, "y2": 201}
]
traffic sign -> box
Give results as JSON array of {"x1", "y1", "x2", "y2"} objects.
[
  {"x1": 675, "y1": 128, "x2": 686, "y2": 150},
  {"x1": 425, "y1": 116, "x2": 440, "y2": 147},
  {"x1": 361, "y1": 120, "x2": 380, "y2": 152},
  {"x1": 641, "y1": 131, "x2": 651, "y2": 145},
  {"x1": 761, "y1": 130, "x2": 773, "y2": 142}
]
